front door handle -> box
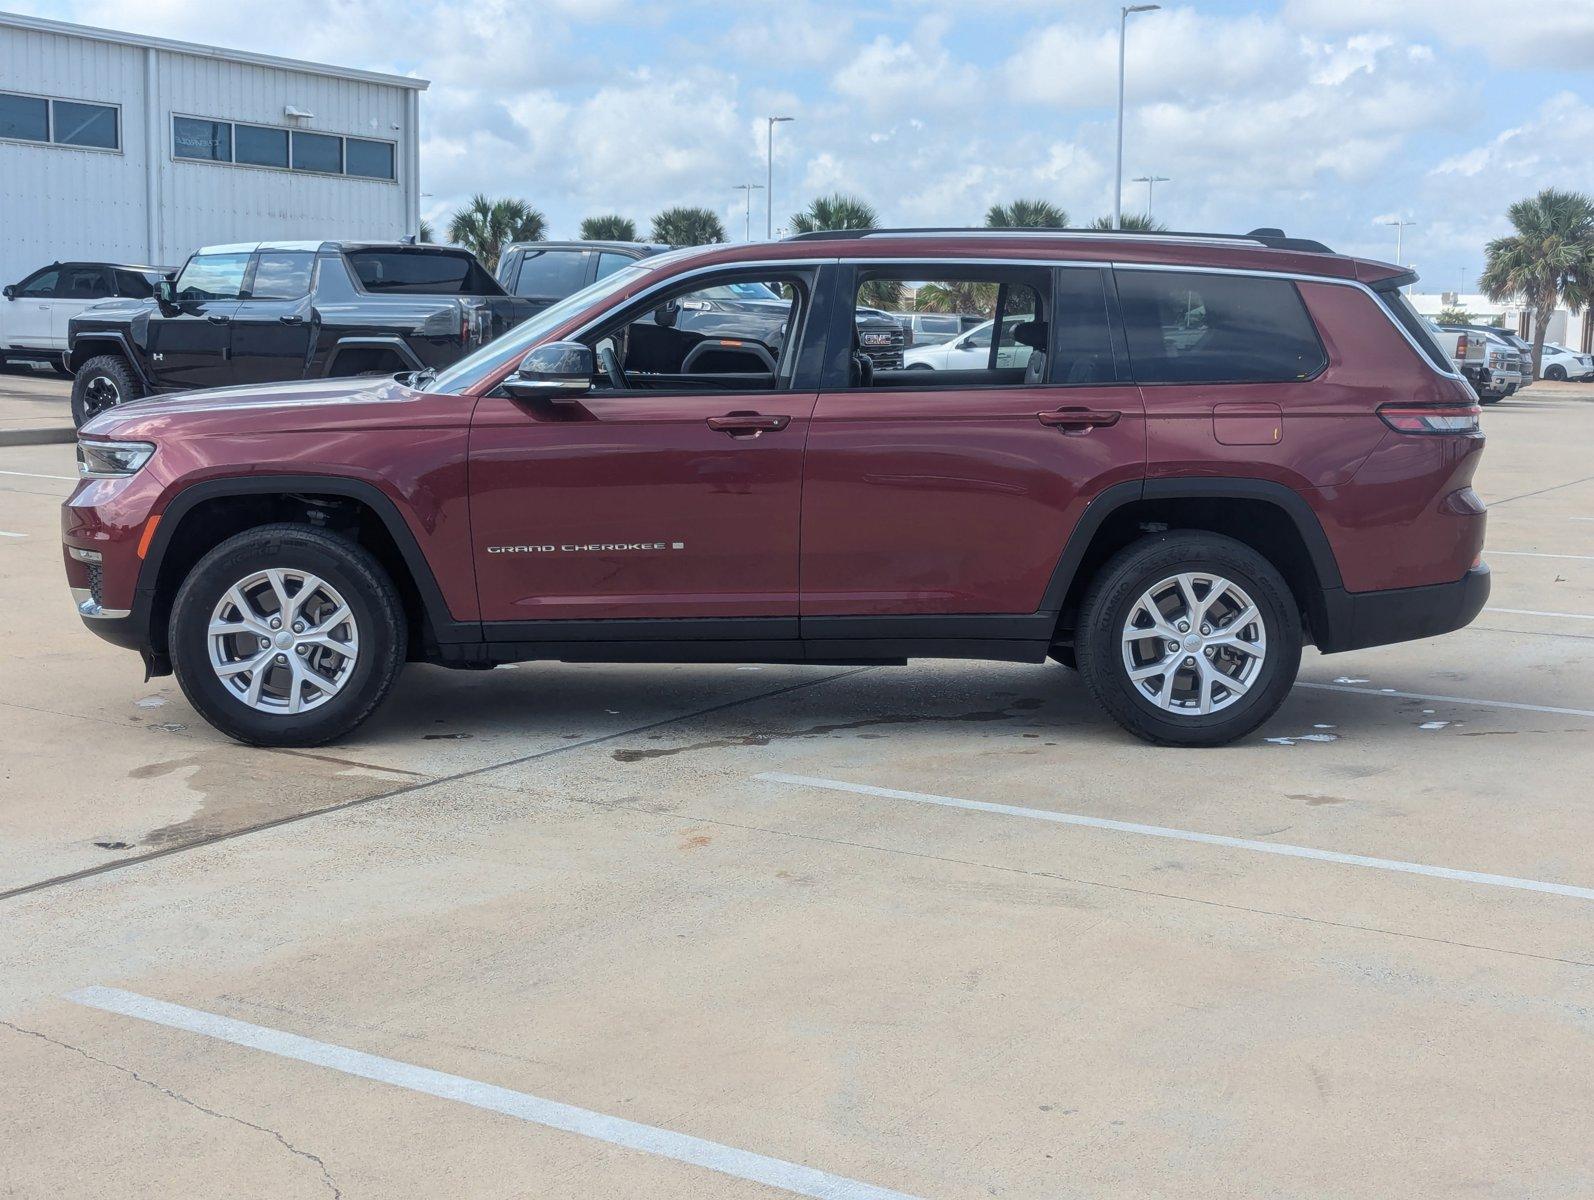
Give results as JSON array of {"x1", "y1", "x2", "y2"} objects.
[
  {"x1": 1038, "y1": 407, "x2": 1120, "y2": 432},
  {"x1": 207, "y1": 314, "x2": 232, "y2": 324},
  {"x1": 278, "y1": 315, "x2": 305, "y2": 325},
  {"x1": 706, "y1": 413, "x2": 791, "y2": 436}
]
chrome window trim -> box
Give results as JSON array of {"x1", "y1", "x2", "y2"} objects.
[{"x1": 856, "y1": 230, "x2": 1271, "y2": 248}]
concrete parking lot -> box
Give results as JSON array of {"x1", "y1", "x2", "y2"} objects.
[{"x1": 2, "y1": 377, "x2": 1592, "y2": 1197}]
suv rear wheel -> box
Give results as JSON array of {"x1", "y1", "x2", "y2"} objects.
[
  {"x1": 168, "y1": 524, "x2": 406, "y2": 746},
  {"x1": 71, "y1": 354, "x2": 143, "y2": 427},
  {"x1": 1077, "y1": 533, "x2": 1301, "y2": 747}
]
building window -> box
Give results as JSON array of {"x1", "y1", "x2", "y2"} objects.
[
  {"x1": 173, "y1": 116, "x2": 231, "y2": 161},
  {"x1": 172, "y1": 113, "x2": 393, "y2": 181},
  {"x1": 235, "y1": 123, "x2": 288, "y2": 168},
  {"x1": 1, "y1": 90, "x2": 119, "y2": 150}
]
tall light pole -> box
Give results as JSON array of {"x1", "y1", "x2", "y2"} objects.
[
  {"x1": 1132, "y1": 174, "x2": 1170, "y2": 220},
  {"x1": 1380, "y1": 217, "x2": 1416, "y2": 264},
  {"x1": 765, "y1": 116, "x2": 794, "y2": 239},
  {"x1": 734, "y1": 183, "x2": 764, "y2": 242},
  {"x1": 1114, "y1": 5, "x2": 1160, "y2": 231}
]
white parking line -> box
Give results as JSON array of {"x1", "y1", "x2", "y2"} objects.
[
  {"x1": 0, "y1": 530, "x2": 27, "y2": 539},
  {"x1": 0, "y1": 469, "x2": 75, "y2": 482},
  {"x1": 66, "y1": 986, "x2": 928, "y2": 1200},
  {"x1": 757, "y1": 774, "x2": 1594, "y2": 902},
  {"x1": 1295, "y1": 681, "x2": 1594, "y2": 718},
  {"x1": 1490, "y1": 550, "x2": 1594, "y2": 561},
  {"x1": 1486, "y1": 606, "x2": 1594, "y2": 621}
]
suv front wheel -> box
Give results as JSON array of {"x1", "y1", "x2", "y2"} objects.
[
  {"x1": 1077, "y1": 533, "x2": 1302, "y2": 747},
  {"x1": 169, "y1": 524, "x2": 407, "y2": 746}
]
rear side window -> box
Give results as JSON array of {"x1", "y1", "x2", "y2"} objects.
[
  {"x1": 346, "y1": 250, "x2": 498, "y2": 295},
  {"x1": 513, "y1": 250, "x2": 589, "y2": 300},
  {"x1": 248, "y1": 251, "x2": 315, "y2": 300},
  {"x1": 1376, "y1": 286, "x2": 1456, "y2": 373},
  {"x1": 117, "y1": 271, "x2": 155, "y2": 298},
  {"x1": 1117, "y1": 270, "x2": 1327, "y2": 384},
  {"x1": 58, "y1": 265, "x2": 113, "y2": 298}
]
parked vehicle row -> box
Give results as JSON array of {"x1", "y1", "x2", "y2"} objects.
[
  {"x1": 63, "y1": 225, "x2": 1488, "y2": 752},
  {"x1": 1439, "y1": 323, "x2": 1528, "y2": 402},
  {"x1": 1540, "y1": 342, "x2": 1594, "y2": 380},
  {"x1": 1, "y1": 260, "x2": 170, "y2": 374}
]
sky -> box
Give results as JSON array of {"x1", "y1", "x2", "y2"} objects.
[{"x1": 16, "y1": 0, "x2": 1594, "y2": 291}]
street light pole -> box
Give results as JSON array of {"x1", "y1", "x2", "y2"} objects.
[
  {"x1": 1114, "y1": 5, "x2": 1160, "y2": 231},
  {"x1": 765, "y1": 116, "x2": 794, "y2": 240},
  {"x1": 1132, "y1": 174, "x2": 1170, "y2": 220},
  {"x1": 734, "y1": 183, "x2": 764, "y2": 242},
  {"x1": 1380, "y1": 217, "x2": 1416, "y2": 264}
]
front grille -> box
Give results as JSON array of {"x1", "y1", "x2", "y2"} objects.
[
  {"x1": 858, "y1": 327, "x2": 905, "y2": 370},
  {"x1": 87, "y1": 562, "x2": 104, "y2": 607}
]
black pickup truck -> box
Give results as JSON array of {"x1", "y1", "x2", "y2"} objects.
[{"x1": 68, "y1": 241, "x2": 535, "y2": 425}]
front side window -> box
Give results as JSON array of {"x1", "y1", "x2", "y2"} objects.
[
  {"x1": 247, "y1": 252, "x2": 315, "y2": 300},
  {"x1": 291, "y1": 131, "x2": 342, "y2": 174},
  {"x1": 513, "y1": 250, "x2": 589, "y2": 300},
  {"x1": 18, "y1": 268, "x2": 59, "y2": 298},
  {"x1": 0, "y1": 92, "x2": 48, "y2": 141},
  {"x1": 174, "y1": 253, "x2": 250, "y2": 301},
  {"x1": 1117, "y1": 270, "x2": 1327, "y2": 384},
  {"x1": 53, "y1": 101, "x2": 117, "y2": 149},
  {"x1": 235, "y1": 124, "x2": 288, "y2": 167},
  {"x1": 174, "y1": 116, "x2": 230, "y2": 161}
]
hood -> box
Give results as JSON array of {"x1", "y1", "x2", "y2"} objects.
[
  {"x1": 71, "y1": 297, "x2": 157, "y2": 322},
  {"x1": 80, "y1": 375, "x2": 434, "y2": 440}
]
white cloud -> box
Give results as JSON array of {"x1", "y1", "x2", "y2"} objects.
[{"x1": 1284, "y1": 0, "x2": 1594, "y2": 70}]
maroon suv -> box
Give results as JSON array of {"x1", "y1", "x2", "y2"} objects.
[{"x1": 62, "y1": 227, "x2": 1488, "y2": 747}]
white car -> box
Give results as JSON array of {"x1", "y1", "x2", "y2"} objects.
[
  {"x1": 1, "y1": 260, "x2": 169, "y2": 374},
  {"x1": 903, "y1": 314, "x2": 1036, "y2": 370},
  {"x1": 1539, "y1": 343, "x2": 1594, "y2": 381}
]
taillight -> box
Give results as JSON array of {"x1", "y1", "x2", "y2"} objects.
[
  {"x1": 1454, "y1": 333, "x2": 1468, "y2": 358},
  {"x1": 1377, "y1": 403, "x2": 1481, "y2": 435}
]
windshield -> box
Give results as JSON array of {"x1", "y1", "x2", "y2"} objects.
[{"x1": 430, "y1": 263, "x2": 652, "y2": 394}]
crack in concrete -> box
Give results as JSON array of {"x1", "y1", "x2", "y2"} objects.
[{"x1": 1, "y1": 1019, "x2": 340, "y2": 1199}]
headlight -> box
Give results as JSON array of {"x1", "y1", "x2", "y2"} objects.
[{"x1": 77, "y1": 439, "x2": 155, "y2": 478}]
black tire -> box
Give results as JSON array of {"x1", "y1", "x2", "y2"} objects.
[
  {"x1": 1480, "y1": 394, "x2": 1503, "y2": 405},
  {"x1": 71, "y1": 354, "x2": 143, "y2": 427},
  {"x1": 1076, "y1": 532, "x2": 1302, "y2": 747},
  {"x1": 1545, "y1": 364, "x2": 1567, "y2": 381},
  {"x1": 168, "y1": 524, "x2": 406, "y2": 746}
]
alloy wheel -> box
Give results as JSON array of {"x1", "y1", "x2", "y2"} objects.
[
  {"x1": 1120, "y1": 572, "x2": 1267, "y2": 716},
  {"x1": 206, "y1": 568, "x2": 360, "y2": 714},
  {"x1": 82, "y1": 374, "x2": 120, "y2": 419}
]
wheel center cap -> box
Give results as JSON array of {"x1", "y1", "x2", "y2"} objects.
[
  {"x1": 275, "y1": 631, "x2": 294, "y2": 649},
  {"x1": 1183, "y1": 634, "x2": 1202, "y2": 652}
]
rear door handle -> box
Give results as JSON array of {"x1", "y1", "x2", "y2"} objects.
[
  {"x1": 207, "y1": 315, "x2": 231, "y2": 324},
  {"x1": 1038, "y1": 407, "x2": 1120, "y2": 431},
  {"x1": 706, "y1": 413, "x2": 791, "y2": 435},
  {"x1": 278, "y1": 315, "x2": 304, "y2": 325}
]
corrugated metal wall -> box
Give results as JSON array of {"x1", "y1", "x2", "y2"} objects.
[{"x1": 0, "y1": 20, "x2": 418, "y2": 285}]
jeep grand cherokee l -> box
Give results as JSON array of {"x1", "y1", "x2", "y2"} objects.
[{"x1": 63, "y1": 228, "x2": 1488, "y2": 748}]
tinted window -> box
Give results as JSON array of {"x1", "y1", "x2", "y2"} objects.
[
  {"x1": 0, "y1": 92, "x2": 48, "y2": 142},
  {"x1": 917, "y1": 316, "x2": 959, "y2": 335},
  {"x1": 513, "y1": 250, "x2": 588, "y2": 299},
  {"x1": 174, "y1": 116, "x2": 231, "y2": 161},
  {"x1": 345, "y1": 138, "x2": 394, "y2": 180},
  {"x1": 53, "y1": 101, "x2": 117, "y2": 149},
  {"x1": 291, "y1": 131, "x2": 341, "y2": 174},
  {"x1": 347, "y1": 250, "x2": 497, "y2": 295},
  {"x1": 595, "y1": 251, "x2": 634, "y2": 281},
  {"x1": 1377, "y1": 288, "x2": 1456, "y2": 373},
  {"x1": 248, "y1": 252, "x2": 315, "y2": 300},
  {"x1": 117, "y1": 271, "x2": 155, "y2": 299},
  {"x1": 1053, "y1": 267, "x2": 1118, "y2": 384},
  {"x1": 1117, "y1": 270, "x2": 1326, "y2": 384},
  {"x1": 58, "y1": 266, "x2": 113, "y2": 298},
  {"x1": 174, "y1": 253, "x2": 250, "y2": 300},
  {"x1": 235, "y1": 123, "x2": 288, "y2": 167},
  {"x1": 18, "y1": 269, "x2": 59, "y2": 298}
]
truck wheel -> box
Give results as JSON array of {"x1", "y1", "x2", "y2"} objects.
[
  {"x1": 1076, "y1": 532, "x2": 1301, "y2": 747},
  {"x1": 168, "y1": 524, "x2": 407, "y2": 747},
  {"x1": 71, "y1": 355, "x2": 143, "y2": 427}
]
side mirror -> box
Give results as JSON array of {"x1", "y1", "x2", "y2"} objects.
[
  {"x1": 154, "y1": 280, "x2": 176, "y2": 308},
  {"x1": 654, "y1": 300, "x2": 679, "y2": 329},
  {"x1": 2, "y1": 285, "x2": 13, "y2": 300},
  {"x1": 501, "y1": 341, "x2": 594, "y2": 401}
]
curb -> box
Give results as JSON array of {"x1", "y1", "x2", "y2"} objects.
[{"x1": 0, "y1": 426, "x2": 75, "y2": 447}]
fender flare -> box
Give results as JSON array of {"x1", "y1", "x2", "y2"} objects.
[
  {"x1": 69, "y1": 332, "x2": 153, "y2": 388},
  {"x1": 136, "y1": 474, "x2": 480, "y2": 647}
]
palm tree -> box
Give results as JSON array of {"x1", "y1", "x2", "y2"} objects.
[
  {"x1": 446, "y1": 195, "x2": 546, "y2": 272},
  {"x1": 581, "y1": 214, "x2": 637, "y2": 241},
  {"x1": 789, "y1": 194, "x2": 900, "y2": 308},
  {"x1": 986, "y1": 199, "x2": 1069, "y2": 229},
  {"x1": 417, "y1": 219, "x2": 434, "y2": 244},
  {"x1": 1481, "y1": 188, "x2": 1594, "y2": 378},
  {"x1": 911, "y1": 281, "x2": 997, "y2": 317},
  {"x1": 650, "y1": 206, "x2": 726, "y2": 246},
  {"x1": 1088, "y1": 213, "x2": 1166, "y2": 231}
]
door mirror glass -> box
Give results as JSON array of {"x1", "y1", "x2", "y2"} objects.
[
  {"x1": 653, "y1": 299, "x2": 679, "y2": 329},
  {"x1": 154, "y1": 279, "x2": 176, "y2": 307},
  {"x1": 501, "y1": 341, "x2": 594, "y2": 401}
]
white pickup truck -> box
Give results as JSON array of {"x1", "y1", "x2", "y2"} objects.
[
  {"x1": 1425, "y1": 322, "x2": 1493, "y2": 402},
  {"x1": 1, "y1": 260, "x2": 169, "y2": 374}
]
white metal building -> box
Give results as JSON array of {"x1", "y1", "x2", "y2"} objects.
[{"x1": 0, "y1": 10, "x2": 427, "y2": 285}]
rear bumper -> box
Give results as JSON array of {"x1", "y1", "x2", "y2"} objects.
[{"x1": 1315, "y1": 563, "x2": 1490, "y2": 654}]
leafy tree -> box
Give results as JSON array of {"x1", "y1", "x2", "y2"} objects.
[
  {"x1": 581, "y1": 214, "x2": 638, "y2": 241},
  {"x1": 1481, "y1": 188, "x2": 1594, "y2": 378},
  {"x1": 911, "y1": 281, "x2": 998, "y2": 317},
  {"x1": 1436, "y1": 306, "x2": 1472, "y2": 326},
  {"x1": 1088, "y1": 213, "x2": 1167, "y2": 231},
  {"x1": 417, "y1": 218, "x2": 434, "y2": 244},
  {"x1": 790, "y1": 194, "x2": 900, "y2": 308},
  {"x1": 986, "y1": 199, "x2": 1069, "y2": 229},
  {"x1": 446, "y1": 194, "x2": 546, "y2": 271},
  {"x1": 650, "y1": 206, "x2": 726, "y2": 246}
]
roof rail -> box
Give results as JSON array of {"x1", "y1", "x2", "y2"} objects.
[{"x1": 782, "y1": 226, "x2": 1335, "y2": 254}]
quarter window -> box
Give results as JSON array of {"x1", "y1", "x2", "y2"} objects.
[
  {"x1": 174, "y1": 253, "x2": 251, "y2": 301},
  {"x1": 1116, "y1": 270, "x2": 1327, "y2": 384}
]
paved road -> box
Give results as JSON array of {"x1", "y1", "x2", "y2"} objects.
[{"x1": 1, "y1": 388, "x2": 1592, "y2": 1198}]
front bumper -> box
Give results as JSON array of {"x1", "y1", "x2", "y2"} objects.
[{"x1": 1315, "y1": 563, "x2": 1491, "y2": 654}]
